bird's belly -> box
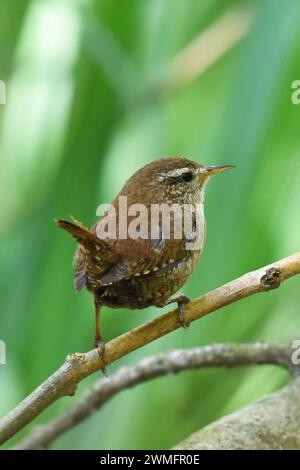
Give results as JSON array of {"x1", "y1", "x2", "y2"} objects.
[{"x1": 96, "y1": 253, "x2": 199, "y2": 309}]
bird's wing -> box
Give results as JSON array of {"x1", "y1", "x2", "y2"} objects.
[
  {"x1": 100, "y1": 239, "x2": 166, "y2": 286},
  {"x1": 57, "y1": 218, "x2": 187, "y2": 288}
]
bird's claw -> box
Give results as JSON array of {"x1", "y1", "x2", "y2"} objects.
[
  {"x1": 94, "y1": 338, "x2": 108, "y2": 376},
  {"x1": 177, "y1": 295, "x2": 190, "y2": 329}
]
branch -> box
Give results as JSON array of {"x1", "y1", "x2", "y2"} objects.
[
  {"x1": 174, "y1": 377, "x2": 300, "y2": 450},
  {"x1": 0, "y1": 252, "x2": 299, "y2": 445},
  {"x1": 13, "y1": 342, "x2": 293, "y2": 450}
]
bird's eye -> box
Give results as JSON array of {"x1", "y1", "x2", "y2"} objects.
[
  {"x1": 181, "y1": 172, "x2": 193, "y2": 182},
  {"x1": 168, "y1": 171, "x2": 194, "y2": 185}
]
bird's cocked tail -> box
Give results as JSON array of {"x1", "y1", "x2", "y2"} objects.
[{"x1": 56, "y1": 218, "x2": 107, "y2": 253}]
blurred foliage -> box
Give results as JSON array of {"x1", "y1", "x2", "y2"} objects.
[{"x1": 0, "y1": 0, "x2": 300, "y2": 450}]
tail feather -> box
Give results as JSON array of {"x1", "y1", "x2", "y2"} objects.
[{"x1": 56, "y1": 219, "x2": 107, "y2": 252}]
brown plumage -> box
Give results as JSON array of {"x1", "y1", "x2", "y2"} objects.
[{"x1": 56, "y1": 156, "x2": 233, "y2": 365}]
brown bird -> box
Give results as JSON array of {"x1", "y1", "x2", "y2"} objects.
[{"x1": 57, "y1": 157, "x2": 233, "y2": 363}]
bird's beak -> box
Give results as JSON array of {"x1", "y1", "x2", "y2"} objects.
[{"x1": 204, "y1": 165, "x2": 235, "y2": 175}]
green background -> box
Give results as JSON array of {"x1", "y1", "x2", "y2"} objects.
[{"x1": 0, "y1": 0, "x2": 299, "y2": 449}]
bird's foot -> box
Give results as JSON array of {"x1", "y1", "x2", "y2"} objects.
[
  {"x1": 166, "y1": 294, "x2": 191, "y2": 329},
  {"x1": 176, "y1": 295, "x2": 190, "y2": 328},
  {"x1": 94, "y1": 337, "x2": 108, "y2": 377}
]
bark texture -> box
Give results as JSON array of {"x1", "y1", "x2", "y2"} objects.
[{"x1": 175, "y1": 378, "x2": 300, "y2": 450}]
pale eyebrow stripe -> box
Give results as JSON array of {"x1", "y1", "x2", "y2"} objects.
[{"x1": 166, "y1": 167, "x2": 191, "y2": 177}]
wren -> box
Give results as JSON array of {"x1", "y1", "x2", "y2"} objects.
[{"x1": 57, "y1": 157, "x2": 233, "y2": 364}]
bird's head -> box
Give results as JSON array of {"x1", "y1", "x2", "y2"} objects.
[{"x1": 122, "y1": 156, "x2": 234, "y2": 205}]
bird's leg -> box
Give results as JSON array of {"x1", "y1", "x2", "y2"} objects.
[
  {"x1": 94, "y1": 300, "x2": 107, "y2": 375},
  {"x1": 166, "y1": 295, "x2": 190, "y2": 329}
]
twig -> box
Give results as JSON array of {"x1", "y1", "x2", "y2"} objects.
[
  {"x1": 0, "y1": 252, "x2": 299, "y2": 445},
  {"x1": 13, "y1": 342, "x2": 292, "y2": 450}
]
